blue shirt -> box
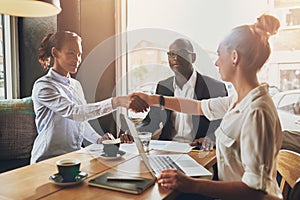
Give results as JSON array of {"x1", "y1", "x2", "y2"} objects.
[{"x1": 31, "y1": 68, "x2": 115, "y2": 163}]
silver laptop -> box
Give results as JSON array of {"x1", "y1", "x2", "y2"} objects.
[{"x1": 121, "y1": 114, "x2": 212, "y2": 178}]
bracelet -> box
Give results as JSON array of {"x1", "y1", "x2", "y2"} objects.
[{"x1": 159, "y1": 95, "x2": 165, "y2": 110}]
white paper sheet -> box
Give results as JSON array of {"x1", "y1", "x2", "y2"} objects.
[
  {"x1": 84, "y1": 140, "x2": 193, "y2": 155},
  {"x1": 149, "y1": 140, "x2": 193, "y2": 153}
]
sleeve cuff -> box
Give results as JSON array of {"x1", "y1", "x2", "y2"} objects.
[
  {"x1": 97, "y1": 98, "x2": 116, "y2": 116},
  {"x1": 242, "y1": 166, "x2": 270, "y2": 192},
  {"x1": 201, "y1": 99, "x2": 214, "y2": 121},
  {"x1": 242, "y1": 168, "x2": 282, "y2": 198}
]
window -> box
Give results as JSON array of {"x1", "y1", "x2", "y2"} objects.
[
  {"x1": 116, "y1": 0, "x2": 300, "y2": 124},
  {"x1": 278, "y1": 93, "x2": 300, "y2": 114},
  {"x1": 0, "y1": 16, "x2": 4, "y2": 99},
  {"x1": 286, "y1": 8, "x2": 300, "y2": 26},
  {"x1": 127, "y1": 46, "x2": 171, "y2": 94},
  {"x1": 0, "y1": 15, "x2": 19, "y2": 99}
]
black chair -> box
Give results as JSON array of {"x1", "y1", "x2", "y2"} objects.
[{"x1": 288, "y1": 178, "x2": 300, "y2": 200}]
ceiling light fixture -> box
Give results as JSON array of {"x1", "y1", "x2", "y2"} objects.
[{"x1": 0, "y1": 0, "x2": 61, "y2": 17}]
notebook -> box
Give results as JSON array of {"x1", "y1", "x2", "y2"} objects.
[
  {"x1": 88, "y1": 172, "x2": 155, "y2": 194},
  {"x1": 121, "y1": 114, "x2": 212, "y2": 178}
]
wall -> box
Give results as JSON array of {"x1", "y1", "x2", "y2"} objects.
[
  {"x1": 57, "y1": 0, "x2": 81, "y2": 34},
  {"x1": 18, "y1": 17, "x2": 57, "y2": 98},
  {"x1": 58, "y1": 0, "x2": 117, "y2": 135},
  {"x1": 82, "y1": 0, "x2": 117, "y2": 135}
]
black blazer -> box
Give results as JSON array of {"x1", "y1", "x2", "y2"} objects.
[{"x1": 137, "y1": 72, "x2": 228, "y2": 141}]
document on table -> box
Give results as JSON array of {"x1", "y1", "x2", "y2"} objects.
[
  {"x1": 82, "y1": 141, "x2": 193, "y2": 155},
  {"x1": 149, "y1": 140, "x2": 193, "y2": 153}
]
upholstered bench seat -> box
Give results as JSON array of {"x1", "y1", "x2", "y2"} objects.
[{"x1": 0, "y1": 97, "x2": 37, "y2": 173}]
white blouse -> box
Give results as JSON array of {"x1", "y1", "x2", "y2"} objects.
[
  {"x1": 31, "y1": 68, "x2": 115, "y2": 163},
  {"x1": 201, "y1": 84, "x2": 282, "y2": 198}
]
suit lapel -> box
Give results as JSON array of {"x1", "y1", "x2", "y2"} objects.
[
  {"x1": 192, "y1": 73, "x2": 210, "y2": 138},
  {"x1": 194, "y1": 72, "x2": 210, "y2": 100}
]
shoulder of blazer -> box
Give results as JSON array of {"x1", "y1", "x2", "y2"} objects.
[
  {"x1": 194, "y1": 72, "x2": 210, "y2": 100},
  {"x1": 194, "y1": 72, "x2": 228, "y2": 98},
  {"x1": 156, "y1": 76, "x2": 174, "y2": 96},
  {"x1": 200, "y1": 74, "x2": 228, "y2": 97},
  {"x1": 201, "y1": 74, "x2": 224, "y2": 85}
]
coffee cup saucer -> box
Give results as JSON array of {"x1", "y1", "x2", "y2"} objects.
[
  {"x1": 49, "y1": 171, "x2": 88, "y2": 186},
  {"x1": 99, "y1": 150, "x2": 126, "y2": 160}
]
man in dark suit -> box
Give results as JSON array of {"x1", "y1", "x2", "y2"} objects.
[{"x1": 137, "y1": 38, "x2": 228, "y2": 144}]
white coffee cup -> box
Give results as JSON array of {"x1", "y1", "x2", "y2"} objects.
[{"x1": 102, "y1": 139, "x2": 120, "y2": 156}]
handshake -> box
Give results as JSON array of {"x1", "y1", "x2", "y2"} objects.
[
  {"x1": 115, "y1": 92, "x2": 216, "y2": 151},
  {"x1": 115, "y1": 92, "x2": 153, "y2": 113}
]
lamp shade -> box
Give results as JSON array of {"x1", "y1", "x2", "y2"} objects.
[{"x1": 0, "y1": 0, "x2": 61, "y2": 17}]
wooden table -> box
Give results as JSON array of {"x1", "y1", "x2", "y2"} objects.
[{"x1": 0, "y1": 144, "x2": 216, "y2": 200}]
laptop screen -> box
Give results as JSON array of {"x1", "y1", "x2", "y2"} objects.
[
  {"x1": 121, "y1": 114, "x2": 156, "y2": 177},
  {"x1": 120, "y1": 114, "x2": 212, "y2": 178}
]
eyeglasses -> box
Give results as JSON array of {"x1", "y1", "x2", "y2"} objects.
[{"x1": 167, "y1": 49, "x2": 194, "y2": 58}]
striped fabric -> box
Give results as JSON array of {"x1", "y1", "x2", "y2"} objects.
[{"x1": 0, "y1": 97, "x2": 35, "y2": 114}]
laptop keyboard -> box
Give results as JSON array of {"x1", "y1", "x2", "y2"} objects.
[{"x1": 148, "y1": 156, "x2": 184, "y2": 175}]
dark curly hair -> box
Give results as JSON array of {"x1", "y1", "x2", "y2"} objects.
[{"x1": 38, "y1": 31, "x2": 82, "y2": 70}]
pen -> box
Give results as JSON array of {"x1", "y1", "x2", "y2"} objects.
[
  {"x1": 191, "y1": 149, "x2": 204, "y2": 152},
  {"x1": 191, "y1": 144, "x2": 202, "y2": 152},
  {"x1": 106, "y1": 176, "x2": 144, "y2": 181}
]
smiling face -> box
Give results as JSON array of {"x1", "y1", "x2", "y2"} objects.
[
  {"x1": 52, "y1": 38, "x2": 82, "y2": 77},
  {"x1": 168, "y1": 39, "x2": 195, "y2": 79}
]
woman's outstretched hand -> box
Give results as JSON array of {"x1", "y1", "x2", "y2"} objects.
[
  {"x1": 112, "y1": 93, "x2": 150, "y2": 113},
  {"x1": 129, "y1": 92, "x2": 150, "y2": 113}
]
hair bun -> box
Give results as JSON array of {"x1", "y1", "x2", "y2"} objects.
[{"x1": 255, "y1": 14, "x2": 280, "y2": 36}]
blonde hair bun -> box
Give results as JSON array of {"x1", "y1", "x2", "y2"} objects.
[{"x1": 255, "y1": 14, "x2": 280, "y2": 36}]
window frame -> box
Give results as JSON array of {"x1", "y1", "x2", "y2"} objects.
[{"x1": 2, "y1": 15, "x2": 19, "y2": 99}]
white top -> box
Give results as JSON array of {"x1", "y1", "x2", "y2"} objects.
[
  {"x1": 31, "y1": 68, "x2": 115, "y2": 163},
  {"x1": 172, "y1": 69, "x2": 197, "y2": 142},
  {"x1": 201, "y1": 84, "x2": 282, "y2": 197}
]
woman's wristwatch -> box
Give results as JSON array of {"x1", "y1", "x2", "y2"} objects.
[{"x1": 159, "y1": 95, "x2": 165, "y2": 110}]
